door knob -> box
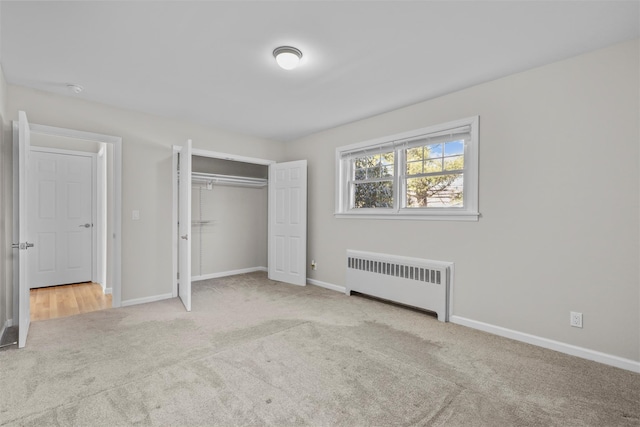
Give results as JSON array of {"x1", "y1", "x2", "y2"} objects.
[
  {"x1": 79, "y1": 223, "x2": 91, "y2": 228},
  {"x1": 11, "y1": 242, "x2": 34, "y2": 250}
]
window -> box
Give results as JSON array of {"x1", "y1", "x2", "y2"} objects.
[{"x1": 336, "y1": 116, "x2": 479, "y2": 221}]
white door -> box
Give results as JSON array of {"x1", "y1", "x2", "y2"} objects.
[
  {"x1": 268, "y1": 160, "x2": 307, "y2": 286},
  {"x1": 16, "y1": 111, "x2": 32, "y2": 348},
  {"x1": 177, "y1": 140, "x2": 192, "y2": 311},
  {"x1": 28, "y1": 150, "x2": 93, "y2": 288}
]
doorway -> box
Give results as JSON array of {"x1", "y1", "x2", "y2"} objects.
[
  {"x1": 172, "y1": 146, "x2": 308, "y2": 312},
  {"x1": 13, "y1": 111, "x2": 123, "y2": 347},
  {"x1": 27, "y1": 135, "x2": 110, "y2": 321},
  {"x1": 190, "y1": 155, "x2": 269, "y2": 280}
]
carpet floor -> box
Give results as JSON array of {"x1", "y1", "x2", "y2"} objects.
[{"x1": 0, "y1": 272, "x2": 638, "y2": 426}]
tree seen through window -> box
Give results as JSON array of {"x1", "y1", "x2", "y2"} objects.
[
  {"x1": 353, "y1": 151, "x2": 394, "y2": 208},
  {"x1": 405, "y1": 140, "x2": 464, "y2": 208}
]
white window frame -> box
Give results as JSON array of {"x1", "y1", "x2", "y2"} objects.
[{"x1": 335, "y1": 116, "x2": 480, "y2": 221}]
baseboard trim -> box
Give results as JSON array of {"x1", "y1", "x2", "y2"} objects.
[
  {"x1": 121, "y1": 293, "x2": 173, "y2": 307},
  {"x1": 307, "y1": 278, "x2": 347, "y2": 294},
  {"x1": 450, "y1": 315, "x2": 640, "y2": 373},
  {"x1": 192, "y1": 266, "x2": 267, "y2": 282}
]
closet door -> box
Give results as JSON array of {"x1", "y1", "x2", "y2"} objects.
[
  {"x1": 177, "y1": 140, "x2": 192, "y2": 311},
  {"x1": 268, "y1": 160, "x2": 307, "y2": 286}
]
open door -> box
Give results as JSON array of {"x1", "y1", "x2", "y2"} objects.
[
  {"x1": 177, "y1": 140, "x2": 192, "y2": 311},
  {"x1": 268, "y1": 160, "x2": 307, "y2": 286},
  {"x1": 15, "y1": 111, "x2": 32, "y2": 347}
]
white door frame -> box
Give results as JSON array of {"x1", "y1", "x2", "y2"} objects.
[
  {"x1": 29, "y1": 146, "x2": 98, "y2": 288},
  {"x1": 171, "y1": 148, "x2": 274, "y2": 299},
  {"x1": 13, "y1": 122, "x2": 123, "y2": 321},
  {"x1": 96, "y1": 145, "x2": 108, "y2": 290}
]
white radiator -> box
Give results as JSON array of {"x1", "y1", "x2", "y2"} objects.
[{"x1": 346, "y1": 250, "x2": 452, "y2": 322}]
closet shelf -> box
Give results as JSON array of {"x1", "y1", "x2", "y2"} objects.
[{"x1": 191, "y1": 172, "x2": 267, "y2": 188}]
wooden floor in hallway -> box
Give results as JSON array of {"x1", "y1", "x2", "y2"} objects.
[{"x1": 30, "y1": 282, "x2": 112, "y2": 321}]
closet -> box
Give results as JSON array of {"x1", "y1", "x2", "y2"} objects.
[{"x1": 190, "y1": 155, "x2": 268, "y2": 280}]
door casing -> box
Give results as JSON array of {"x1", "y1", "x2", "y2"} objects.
[
  {"x1": 171, "y1": 148, "x2": 276, "y2": 299},
  {"x1": 12, "y1": 121, "x2": 123, "y2": 337}
]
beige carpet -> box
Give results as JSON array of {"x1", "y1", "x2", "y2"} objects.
[{"x1": 1, "y1": 272, "x2": 638, "y2": 426}]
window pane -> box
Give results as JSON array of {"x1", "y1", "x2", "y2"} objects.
[
  {"x1": 381, "y1": 152, "x2": 394, "y2": 176},
  {"x1": 353, "y1": 151, "x2": 394, "y2": 180},
  {"x1": 444, "y1": 155, "x2": 464, "y2": 171},
  {"x1": 406, "y1": 173, "x2": 464, "y2": 208},
  {"x1": 425, "y1": 143, "x2": 443, "y2": 159},
  {"x1": 406, "y1": 147, "x2": 423, "y2": 161},
  {"x1": 424, "y1": 159, "x2": 442, "y2": 173},
  {"x1": 354, "y1": 157, "x2": 371, "y2": 169},
  {"x1": 354, "y1": 181, "x2": 393, "y2": 208},
  {"x1": 381, "y1": 164, "x2": 394, "y2": 177},
  {"x1": 406, "y1": 159, "x2": 423, "y2": 175},
  {"x1": 365, "y1": 166, "x2": 379, "y2": 179},
  {"x1": 444, "y1": 140, "x2": 464, "y2": 156}
]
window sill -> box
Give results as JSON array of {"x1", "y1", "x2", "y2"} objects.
[{"x1": 334, "y1": 211, "x2": 480, "y2": 221}]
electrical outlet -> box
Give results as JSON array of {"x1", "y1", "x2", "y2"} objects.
[
  {"x1": 310, "y1": 260, "x2": 317, "y2": 270},
  {"x1": 570, "y1": 311, "x2": 583, "y2": 328}
]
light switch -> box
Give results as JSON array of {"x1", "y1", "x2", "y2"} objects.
[{"x1": 132, "y1": 210, "x2": 140, "y2": 220}]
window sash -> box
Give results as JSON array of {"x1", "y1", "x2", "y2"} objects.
[
  {"x1": 349, "y1": 179, "x2": 395, "y2": 209},
  {"x1": 345, "y1": 139, "x2": 468, "y2": 211},
  {"x1": 402, "y1": 171, "x2": 465, "y2": 209}
]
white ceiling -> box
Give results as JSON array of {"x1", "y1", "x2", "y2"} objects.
[{"x1": 2, "y1": 1, "x2": 638, "y2": 142}]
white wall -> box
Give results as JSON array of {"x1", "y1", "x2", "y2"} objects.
[
  {"x1": 285, "y1": 39, "x2": 640, "y2": 362},
  {"x1": 6, "y1": 86, "x2": 285, "y2": 303}
]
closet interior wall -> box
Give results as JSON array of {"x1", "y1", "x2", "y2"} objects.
[{"x1": 191, "y1": 156, "x2": 268, "y2": 280}]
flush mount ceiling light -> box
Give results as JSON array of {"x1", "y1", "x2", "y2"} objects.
[
  {"x1": 66, "y1": 84, "x2": 84, "y2": 94},
  {"x1": 273, "y1": 46, "x2": 302, "y2": 70}
]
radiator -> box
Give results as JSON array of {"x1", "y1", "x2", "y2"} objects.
[{"x1": 346, "y1": 250, "x2": 452, "y2": 322}]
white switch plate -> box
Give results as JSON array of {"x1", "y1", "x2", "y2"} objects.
[{"x1": 132, "y1": 210, "x2": 140, "y2": 220}]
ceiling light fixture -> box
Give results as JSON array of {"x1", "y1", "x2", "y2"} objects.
[
  {"x1": 273, "y1": 46, "x2": 302, "y2": 70},
  {"x1": 66, "y1": 84, "x2": 84, "y2": 94}
]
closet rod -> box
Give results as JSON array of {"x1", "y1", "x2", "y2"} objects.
[{"x1": 191, "y1": 172, "x2": 267, "y2": 188}]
